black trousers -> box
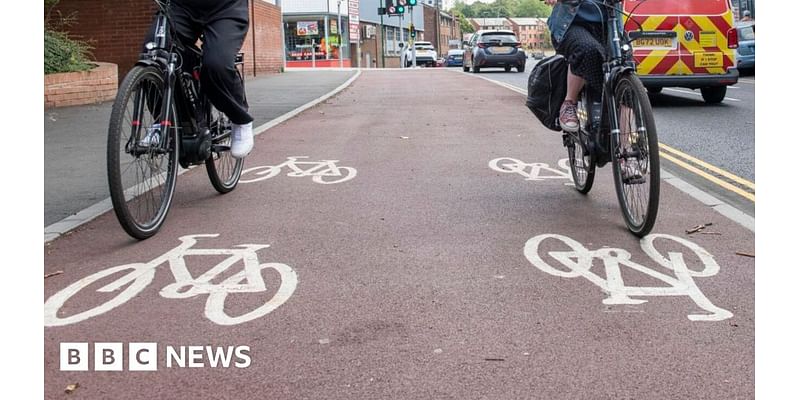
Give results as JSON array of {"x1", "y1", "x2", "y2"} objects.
[
  {"x1": 146, "y1": 0, "x2": 252, "y2": 124},
  {"x1": 556, "y1": 22, "x2": 606, "y2": 94}
]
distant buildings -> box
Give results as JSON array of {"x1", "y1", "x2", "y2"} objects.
[
  {"x1": 508, "y1": 18, "x2": 549, "y2": 50},
  {"x1": 469, "y1": 18, "x2": 512, "y2": 32},
  {"x1": 468, "y1": 17, "x2": 550, "y2": 50}
]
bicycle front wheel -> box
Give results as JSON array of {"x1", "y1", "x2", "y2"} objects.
[
  {"x1": 205, "y1": 106, "x2": 244, "y2": 193},
  {"x1": 107, "y1": 65, "x2": 179, "y2": 240},
  {"x1": 610, "y1": 73, "x2": 660, "y2": 237}
]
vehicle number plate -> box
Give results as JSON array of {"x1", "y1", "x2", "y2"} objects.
[
  {"x1": 491, "y1": 46, "x2": 512, "y2": 54},
  {"x1": 694, "y1": 52, "x2": 723, "y2": 68},
  {"x1": 632, "y1": 37, "x2": 676, "y2": 50}
]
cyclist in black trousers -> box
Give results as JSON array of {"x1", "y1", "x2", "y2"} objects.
[{"x1": 146, "y1": 0, "x2": 254, "y2": 158}]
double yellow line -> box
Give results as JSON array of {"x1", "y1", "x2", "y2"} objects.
[{"x1": 659, "y1": 143, "x2": 755, "y2": 202}]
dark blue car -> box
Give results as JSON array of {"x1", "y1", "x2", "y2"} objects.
[{"x1": 446, "y1": 49, "x2": 464, "y2": 67}]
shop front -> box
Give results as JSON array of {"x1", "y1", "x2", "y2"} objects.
[{"x1": 284, "y1": 14, "x2": 351, "y2": 68}]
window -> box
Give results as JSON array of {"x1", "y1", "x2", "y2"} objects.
[
  {"x1": 738, "y1": 25, "x2": 754, "y2": 40},
  {"x1": 479, "y1": 33, "x2": 518, "y2": 43},
  {"x1": 385, "y1": 26, "x2": 404, "y2": 56}
]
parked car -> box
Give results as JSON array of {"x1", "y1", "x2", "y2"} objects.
[
  {"x1": 531, "y1": 50, "x2": 545, "y2": 60},
  {"x1": 623, "y1": 0, "x2": 740, "y2": 103},
  {"x1": 462, "y1": 30, "x2": 527, "y2": 73},
  {"x1": 445, "y1": 49, "x2": 464, "y2": 67},
  {"x1": 435, "y1": 57, "x2": 445, "y2": 67},
  {"x1": 735, "y1": 21, "x2": 755, "y2": 72},
  {"x1": 402, "y1": 41, "x2": 437, "y2": 67}
]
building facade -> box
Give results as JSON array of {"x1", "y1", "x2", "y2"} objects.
[
  {"x1": 282, "y1": 0, "x2": 356, "y2": 68},
  {"x1": 50, "y1": 0, "x2": 283, "y2": 80},
  {"x1": 422, "y1": 4, "x2": 461, "y2": 56},
  {"x1": 508, "y1": 18, "x2": 549, "y2": 51},
  {"x1": 356, "y1": 0, "x2": 425, "y2": 68}
]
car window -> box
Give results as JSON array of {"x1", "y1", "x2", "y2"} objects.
[
  {"x1": 479, "y1": 34, "x2": 518, "y2": 43},
  {"x1": 415, "y1": 45, "x2": 434, "y2": 50},
  {"x1": 738, "y1": 25, "x2": 754, "y2": 40}
]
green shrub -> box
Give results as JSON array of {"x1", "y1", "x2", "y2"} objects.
[
  {"x1": 44, "y1": 0, "x2": 94, "y2": 74},
  {"x1": 45, "y1": 30, "x2": 93, "y2": 74}
]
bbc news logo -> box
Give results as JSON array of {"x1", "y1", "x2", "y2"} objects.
[{"x1": 60, "y1": 343, "x2": 251, "y2": 371}]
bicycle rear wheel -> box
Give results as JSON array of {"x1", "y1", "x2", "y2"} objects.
[
  {"x1": 205, "y1": 106, "x2": 244, "y2": 193},
  {"x1": 107, "y1": 65, "x2": 179, "y2": 240},
  {"x1": 610, "y1": 73, "x2": 660, "y2": 237}
]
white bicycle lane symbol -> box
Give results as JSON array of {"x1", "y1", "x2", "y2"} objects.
[
  {"x1": 489, "y1": 157, "x2": 573, "y2": 185},
  {"x1": 44, "y1": 234, "x2": 298, "y2": 327},
  {"x1": 524, "y1": 234, "x2": 733, "y2": 321},
  {"x1": 240, "y1": 156, "x2": 357, "y2": 185}
]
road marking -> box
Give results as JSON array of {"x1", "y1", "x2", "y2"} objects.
[
  {"x1": 240, "y1": 157, "x2": 357, "y2": 184},
  {"x1": 659, "y1": 144, "x2": 754, "y2": 190},
  {"x1": 472, "y1": 72, "x2": 756, "y2": 229},
  {"x1": 663, "y1": 87, "x2": 741, "y2": 102},
  {"x1": 738, "y1": 79, "x2": 755, "y2": 84},
  {"x1": 44, "y1": 234, "x2": 298, "y2": 327},
  {"x1": 525, "y1": 233, "x2": 733, "y2": 322},
  {"x1": 44, "y1": 70, "x2": 363, "y2": 243},
  {"x1": 659, "y1": 150, "x2": 755, "y2": 202},
  {"x1": 489, "y1": 157, "x2": 573, "y2": 185}
]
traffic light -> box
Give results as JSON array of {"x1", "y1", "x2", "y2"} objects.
[
  {"x1": 408, "y1": 0, "x2": 417, "y2": 6},
  {"x1": 386, "y1": 0, "x2": 404, "y2": 15},
  {"x1": 410, "y1": 24, "x2": 416, "y2": 39}
]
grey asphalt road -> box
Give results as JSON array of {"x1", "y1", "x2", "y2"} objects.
[
  {"x1": 44, "y1": 70, "x2": 754, "y2": 399},
  {"x1": 467, "y1": 58, "x2": 755, "y2": 216},
  {"x1": 44, "y1": 70, "x2": 357, "y2": 227}
]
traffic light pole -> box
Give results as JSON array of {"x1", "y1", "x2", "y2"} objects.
[
  {"x1": 411, "y1": 7, "x2": 416, "y2": 69},
  {"x1": 399, "y1": 13, "x2": 404, "y2": 68}
]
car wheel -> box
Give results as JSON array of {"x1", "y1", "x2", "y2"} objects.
[
  {"x1": 504, "y1": 66, "x2": 512, "y2": 72},
  {"x1": 517, "y1": 65, "x2": 525, "y2": 73},
  {"x1": 647, "y1": 86, "x2": 663, "y2": 94},
  {"x1": 701, "y1": 86, "x2": 727, "y2": 104}
]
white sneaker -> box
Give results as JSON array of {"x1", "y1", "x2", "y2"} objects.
[{"x1": 231, "y1": 122, "x2": 254, "y2": 159}]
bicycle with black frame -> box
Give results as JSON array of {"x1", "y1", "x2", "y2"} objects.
[
  {"x1": 561, "y1": 0, "x2": 661, "y2": 237},
  {"x1": 106, "y1": 0, "x2": 246, "y2": 240}
]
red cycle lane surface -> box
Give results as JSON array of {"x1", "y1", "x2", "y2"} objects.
[{"x1": 44, "y1": 70, "x2": 754, "y2": 399}]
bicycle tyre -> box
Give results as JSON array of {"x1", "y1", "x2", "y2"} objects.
[
  {"x1": 610, "y1": 73, "x2": 660, "y2": 237},
  {"x1": 205, "y1": 105, "x2": 244, "y2": 193},
  {"x1": 566, "y1": 134, "x2": 596, "y2": 194},
  {"x1": 107, "y1": 65, "x2": 179, "y2": 240}
]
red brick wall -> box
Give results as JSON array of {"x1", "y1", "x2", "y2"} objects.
[
  {"x1": 45, "y1": 62, "x2": 118, "y2": 108},
  {"x1": 359, "y1": 23, "x2": 380, "y2": 68},
  {"x1": 51, "y1": 0, "x2": 282, "y2": 81},
  {"x1": 242, "y1": 1, "x2": 283, "y2": 77},
  {"x1": 424, "y1": 5, "x2": 437, "y2": 50}
]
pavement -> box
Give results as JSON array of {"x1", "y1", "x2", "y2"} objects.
[
  {"x1": 44, "y1": 70, "x2": 358, "y2": 227},
  {"x1": 44, "y1": 69, "x2": 754, "y2": 399}
]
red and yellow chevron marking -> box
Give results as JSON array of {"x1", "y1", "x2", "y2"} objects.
[{"x1": 624, "y1": 11, "x2": 735, "y2": 77}]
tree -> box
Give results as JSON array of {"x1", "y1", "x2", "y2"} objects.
[{"x1": 450, "y1": 0, "x2": 553, "y2": 18}]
